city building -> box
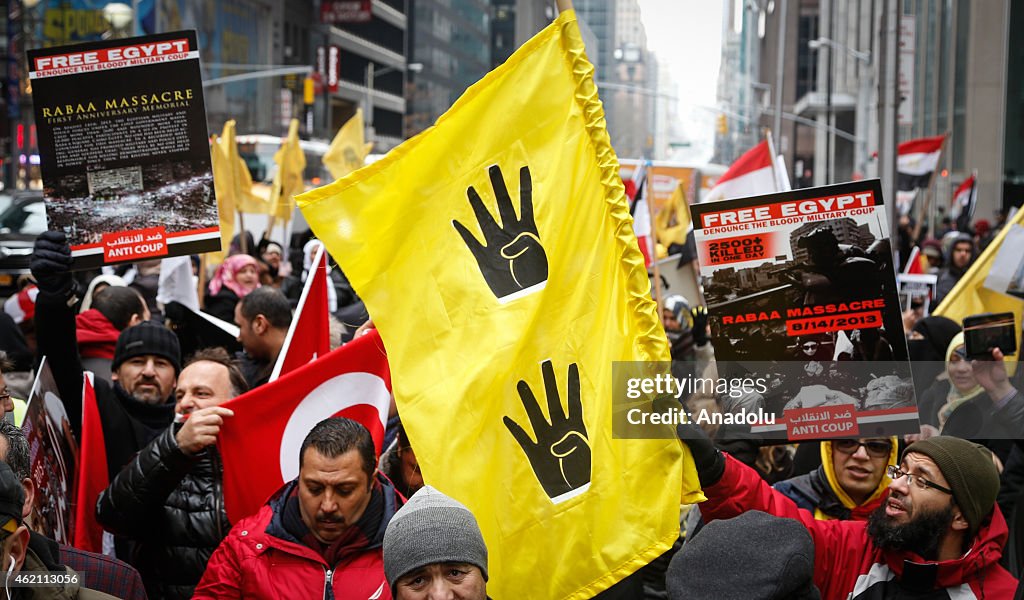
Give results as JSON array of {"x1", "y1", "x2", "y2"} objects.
[{"x1": 406, "y1": 0, "x2": 492, "y2": 138}]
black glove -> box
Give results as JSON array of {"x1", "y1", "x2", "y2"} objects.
[
  {"x1": 30, "y1": 231, "x2": 74, "y2": 298},
  {"x1": 691, "y1": 305, "x2": 709, "y2": 346},
  {"x1": 677, "y1": 420, "x2": 725, "y2": 488}
]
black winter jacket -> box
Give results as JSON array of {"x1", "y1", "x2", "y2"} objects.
[
  {"x1": 34, "y1": 288, "x2": 175, "y2": 483},
  {"x1": 96, "y1": 424, "x2": 229, "y2": 600}
]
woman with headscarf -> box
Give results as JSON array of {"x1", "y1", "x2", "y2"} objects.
[
  {"x1": 78, "y1": 274, "x2": 127, "y2": 313},
  {"x1": 917, "y1": 332, "x2": 985, "y2": 438},
  {"x1": 907, "y1": 315, "x2": 961, "y2": 400},
  {"x1": 203, "y1": 254, "x2": 261, "y2": 324}
]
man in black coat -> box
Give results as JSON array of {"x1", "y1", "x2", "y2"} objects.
[
  {"x1": 96, "y1": 347, "x2": 247, "y2": 600},
  {"x1": 30, "y1": 231, "x2": 181, "y2": 485}
]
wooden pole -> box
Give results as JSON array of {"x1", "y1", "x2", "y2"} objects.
[
  {"x1": 237, "y1": 211, "x2": 248, "y2": 254},
  {"x1": 197, "y1": 253, "x2": 208, "y2": 309}
]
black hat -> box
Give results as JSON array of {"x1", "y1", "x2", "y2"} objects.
[
  {"x1": 667, "y1": 511, "x2": 820, "y2": 600},
  {"x1": 112, "y1": 321, "x2": 182, "y2": 375},
  {"x1": 0, "y1": 463, "x2": 24, "y2": 534}
]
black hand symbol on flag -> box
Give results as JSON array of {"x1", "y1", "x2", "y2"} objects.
[
  {"x1": 453, "y1": 165, "x2": 549, "y2": 302},
  {"x1": 503, "y1": 360, "x2": 591, "y2": 503}
]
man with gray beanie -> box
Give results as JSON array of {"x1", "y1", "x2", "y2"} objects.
[
  {"x1": 677, "y1": 421, "x2": 1018, "y2": 599},
  {"x1": 383, "y1": 485, "x2": 488, "y2": 599}
]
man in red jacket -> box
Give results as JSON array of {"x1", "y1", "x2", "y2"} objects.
[
  {"x1": 194, "y1": 417, "x2": 402, "y2": 599},
  {"x1": 679, "y1": 424, "x2": 1017, "y2": 599}
]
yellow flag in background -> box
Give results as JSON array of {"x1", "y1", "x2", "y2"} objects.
[
  {"x1": 299, "y1": 11, "x2": 700, "y2": 599},
  {"x1": 269, "y1": 119, "x2": 307, "y2": 222},
  {"x1": 209, "y1": 128, "x2": 235, "y2": 263},
  {"x1": 655, "y1": 182, "x2": 692, "y2": 248},
  {"x1": 934, "y1": 208, "x2": 1024, "y2": 371},
  {"x1": 322, "y1": 108, "x2": 370, "y2": 180},
  {"x1": 220, "y1": 122, "x2": 266, "y2": 215}
]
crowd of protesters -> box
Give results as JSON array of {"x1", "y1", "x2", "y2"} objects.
[{"x1": 0, "y1": 201, "x2": 1017, "y2": 600}]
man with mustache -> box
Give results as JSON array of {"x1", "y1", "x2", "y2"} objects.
[
  {"x1": 679, "y1": 427, "x2": 1017, "y2": 598},
  {"x1": 96, "y1": 347, "x2": 246, "y2": 600},
  {"x1": 194, "y1": 417, "x2": 403, "y2": 599}
]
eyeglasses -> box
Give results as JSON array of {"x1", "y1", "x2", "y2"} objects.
[
  {"x1": 886, "y1": 465, "x2": 953, "y2": 495},
  {"x1": 802, "y1": 343, "x2": 819, "y2": 350},
  {"x1": 833, "y1": 439, "x2": 892, "y2": 458}
]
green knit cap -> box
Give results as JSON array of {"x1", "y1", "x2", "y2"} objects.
[{"x1": 903, "y1": 436, "x2": 999, "y2": 533}]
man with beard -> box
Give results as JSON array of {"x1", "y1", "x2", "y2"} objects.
[{"x1": 678, "y1": 423, "x2": 1017, "y2": 598}]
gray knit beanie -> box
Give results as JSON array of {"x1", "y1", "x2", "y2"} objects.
[{"x1": 383, "y1": 485, "x2": 488, "y2": 587}]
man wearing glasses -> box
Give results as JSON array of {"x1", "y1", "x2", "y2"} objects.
[
  {"x1": 775, "y1": 438, "x2": 897, "y2": 521},
  {"x1": 679, "y1": 429, "x2": 1017, "y2": 598}
]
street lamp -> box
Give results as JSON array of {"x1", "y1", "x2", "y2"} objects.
[
  {"x1": 808, "y1": 36, "x2": 872, "y2": 183},
  {"x1": 365, "y1": 62, "x2": 422, "y2": 144}
]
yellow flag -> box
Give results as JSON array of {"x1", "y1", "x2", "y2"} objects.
[
  {"x1": 322, "y1": 108, "x2": 369, "y2": 180},
  {"x1": 934, "y1": 209, "x2": 1024, "y2": 370},
  {"x1": 299, "y1": 11, "x2": 700, "y2": 599},
  {"x1": 655, "y1": 182, "x2": 692, "y2": 247},
  {"x1": 269, "y1": 119, "x2": 307, "y2": 222},
  {"x1": 218, "y1": 121, "x2": 266, "y2": 215},
  {"x1": 209, "y1": 129, "x2": 235, "y2": 263}
]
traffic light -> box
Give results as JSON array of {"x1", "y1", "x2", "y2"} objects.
[{"x1": 716, "y1": 114, "x2": 728, "y2": 135}]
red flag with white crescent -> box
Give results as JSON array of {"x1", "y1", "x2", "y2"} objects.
[{"x1": 218, "y1": 330, "x2": 391, "y2": 522}]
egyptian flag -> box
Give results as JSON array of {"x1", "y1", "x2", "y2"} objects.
[
  {"x1": 268, "y1": 243, "x2": 331, "y2": 381},
  {"x1": 951, "y1": 174, "x2": 977, "y2": 232},
  {"x1": 704, "y1": 140, "x2": 777, "y2": 202},
  {"x1": 218, "y1": 330, "x2": 391, "y2": 522},
  {"x1": 896, "y1": 135, "x2": 945, "y2": 214},
  {"x1": 624, "y1": 162, "x2": 654, "y2": 267},
  {"x1": 72, "y1": 373, "x2": 107, "y2": 554}
]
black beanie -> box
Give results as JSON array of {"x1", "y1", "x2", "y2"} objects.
[
  {"x1": 904, "y1": 436, "x2": 999, "y2": 534},
  {"x1": 667, "y1": 511, "x2": 821, "y2": 600},
  {"x1": 112, "y1": 321, "x2": 182, "y2": 375}
]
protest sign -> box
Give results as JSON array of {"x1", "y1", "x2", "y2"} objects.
[
  {"x1": 22, "y1": 358, "x2": 79, "y2": 544},
  {"x1": 690, "y1": 179, "x2": 918, "y2": 440},
  {"x1": 898, "y1": 273, "x2": 938, "y2": 314},
  {"x1": 29, "y1": 31, "x2": 219, "y2": 270}
]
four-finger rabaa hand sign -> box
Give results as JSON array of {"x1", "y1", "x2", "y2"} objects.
[
  {"x1": 503, "y1": 360, "x2": 591, "y2": 503},
  {"x1": 453, "y1": 165, "x2": 549, "y2": 303}
]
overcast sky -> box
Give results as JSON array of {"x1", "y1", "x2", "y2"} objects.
[{"x1": 638, "y1": 0, "x2": 723, "y2": 160}]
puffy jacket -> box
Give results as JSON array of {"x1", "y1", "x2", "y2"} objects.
[
  {"x1": 774, "y1": 439, "x2": 896, "y2": 521},
  {"x1": 194, "y1": 476, "x2": 401, "y2": 600},
  {"x1": 96, "y1": 424, "x2": 229, "y2": 600},
  {"x1": 703, "y1": 454, "x2": 1018, "y2": 599}
]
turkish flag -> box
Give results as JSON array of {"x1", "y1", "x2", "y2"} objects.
[
  {"x1": 72, "y1": 373, "x2": 107, "y2": 553},
  {"x1": 218, "y1": 330, "x2": 391, "y2": 522},
  {"x1": 270, "y1": 243, "x2": 332, "y2": 381}
]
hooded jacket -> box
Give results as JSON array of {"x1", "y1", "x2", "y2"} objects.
[
  {"x1": 702, "y1": 454, "x2": 1018, "y2": 600},
  {"x1": 775, "y1": 439, "x2": 897, "y2": 521},
  {"x1": 193, "y1": 475, "x2": 401, "y2": 600},
  {"x1": 934, "y1": 234, "x2": 975, "y2": 306}
]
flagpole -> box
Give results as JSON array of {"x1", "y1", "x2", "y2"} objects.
[
  {"x1": 764, "y1": 128, "x2": 782, "y2": 192},
  {"x1": 269, "y1": 243, "x2": 324, "y2": 382},
  {"x1": 237, "y1": 211, "x2": 248, "y2": 254},
  {"x1": 556, "y1": 0, "x2": 573, "y2": 11},
  {"x1": 645, "y1": 161, "x2": 664, "y2": 316},
  {"x1": 197, "y1": 253, "x2": 208, "y2": 309},
  {"x1": 913, "y1": 132, "x2": 949, "y2": 243}
]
